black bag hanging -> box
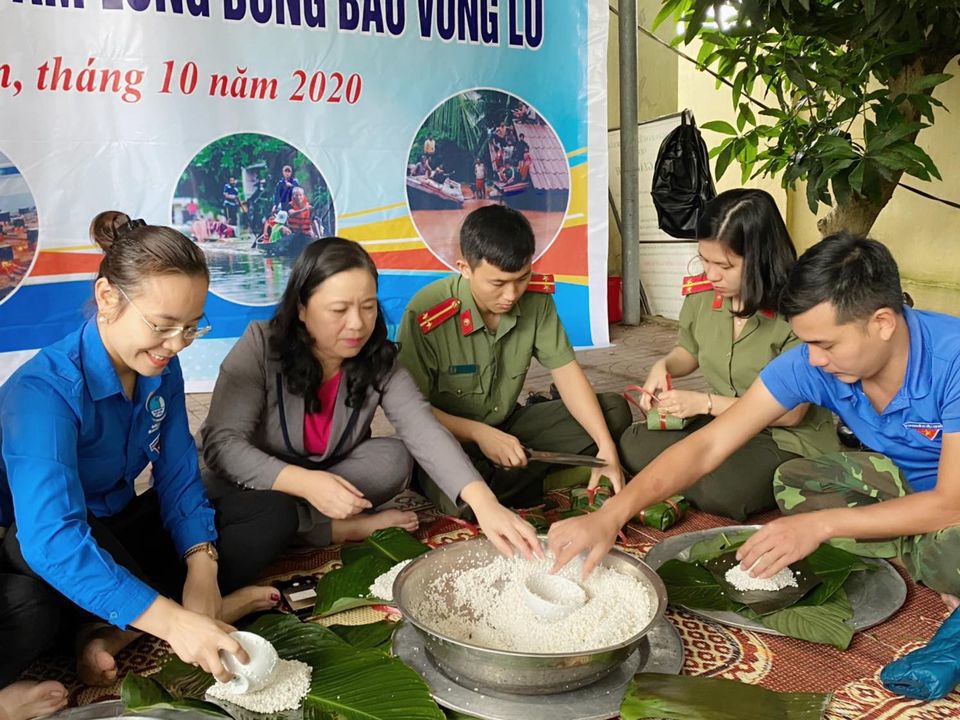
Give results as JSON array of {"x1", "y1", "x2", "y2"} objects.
[{"x1": 651, "y1": 110, "x2": 717, "y2": 239}]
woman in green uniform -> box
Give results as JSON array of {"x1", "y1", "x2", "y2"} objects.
[{"x1": 618, "y1": 189, "x2": 838, "y2": 520}]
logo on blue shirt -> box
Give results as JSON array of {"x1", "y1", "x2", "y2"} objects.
[
  {"x1": 903, "y1": 421, "x2": 942, "y2": 441},
  {"x1": 146, "y1": 393, "x2": 166, "y2": 421}
]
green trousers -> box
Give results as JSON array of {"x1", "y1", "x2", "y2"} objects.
[
  {"x1": 618, "y1": 415, "x2": 797, "y2": 522},
  {"x1": 774, "y1": 451, "x2": 960, "y2": 596},
  {"x1": 418, "y1": 392, "x2": 631, "y2": 516}
]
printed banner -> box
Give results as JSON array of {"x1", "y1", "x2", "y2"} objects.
[{"x1": 0, "y1": 0, "x2": 609, "y2": 389}]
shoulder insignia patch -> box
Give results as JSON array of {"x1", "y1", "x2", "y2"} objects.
[
  {"x1": 460, "y1": 309, "x2": 475, "y2": 336},
  {"x1": 682, "y1": 273, "x2": 713, "y2": 296},
  {"x1": 527, "y1": 273, "x2": 555, "y2": 294},
  {"x1": 418, "y1": 297, "x2": 461, "y2": 334}
]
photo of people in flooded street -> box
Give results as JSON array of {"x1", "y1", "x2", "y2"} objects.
[
  {"x1": 0, "y1": 152, "x2": 40, "y2": 306},
  {"x1": 172, "y1": 134, "x2": 336, "y2": 305},
  {"x1": 406, "y1": 89, "x2": 570, "y2": 269}
]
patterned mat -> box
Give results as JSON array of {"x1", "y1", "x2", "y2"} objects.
[{"x1": 22, "y1": 488, "x2": 959, "y2": 718}]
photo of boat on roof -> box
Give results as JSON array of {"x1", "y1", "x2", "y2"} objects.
[{"x1": 406, "y1": 89, "x2": 570, "y2": 269}]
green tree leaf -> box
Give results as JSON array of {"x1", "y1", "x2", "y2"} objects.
[{"x1": 700, "y1": 120, "x2": 738, "y2": 135}]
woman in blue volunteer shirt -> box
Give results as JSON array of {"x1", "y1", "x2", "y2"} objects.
[{"x1": 0, "y1": 211, "x2": 298, "y2": 687}]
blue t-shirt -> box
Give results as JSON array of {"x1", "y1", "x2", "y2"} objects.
[
  {"x1": 0, "y1": 321, "x2": 217, "y2": 628},
  {"x1": 222, "y1": 183, "x2": 239, "y2": 207},
  {"x1": 760, "y1": 306, "x2": 960, "y2": 492}
]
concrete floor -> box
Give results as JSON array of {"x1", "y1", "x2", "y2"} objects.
[{"x1": 184, "y1": 319, "x2": 707, "y2": 435}]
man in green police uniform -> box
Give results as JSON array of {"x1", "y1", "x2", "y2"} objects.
[{"x1": 397, "y1": 205, "x2": 630, "y2": 514}]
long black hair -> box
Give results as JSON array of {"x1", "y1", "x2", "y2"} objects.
[
  {"x1": 269, "y1": 238, "x2": 397, "y2": 412},
  {"x1": 696, "y1": 189, "x2": 797, "y2": 318}
]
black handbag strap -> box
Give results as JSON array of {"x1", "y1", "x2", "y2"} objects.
[{"x1": 276, "y1": 372, "x2": 363, "y2": 470}]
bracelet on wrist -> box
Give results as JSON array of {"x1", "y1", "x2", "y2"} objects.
[
  {"x1": 705, "y1": 393, "x2": 714, "y2": 416},
  {"x1": 183, "y1": 541, "x2": 219, "y2": 563}
]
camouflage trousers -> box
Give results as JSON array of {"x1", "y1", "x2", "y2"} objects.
[{"x1": 774, "y1": 452, "x2": 960, "y2": 596}]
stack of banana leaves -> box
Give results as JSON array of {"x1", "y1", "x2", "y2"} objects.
[{"x1": 657, "y1": 529, "x2": 874, "y2": 649}]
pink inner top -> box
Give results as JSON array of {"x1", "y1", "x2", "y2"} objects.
[{"x1": 303, "y1": 370, "x2": 343, "y2": 455}]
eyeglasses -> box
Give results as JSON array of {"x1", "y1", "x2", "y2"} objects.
[{"x1": 115, "y1": 285, "x2": 213, "y2": 341}]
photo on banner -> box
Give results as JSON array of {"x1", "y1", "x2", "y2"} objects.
[
  {"x1": 0, "y1": 152, "x2": 39, "y2": 306},
  {"x1": 172, "y1": 133, "x2": 336, "y2": 306},
  {"x1": 406, "y1": 88, "x2": 570, "y2": 269},
  {"x1": 0, "y1": 1, "x2": 610, "y2": 388}
]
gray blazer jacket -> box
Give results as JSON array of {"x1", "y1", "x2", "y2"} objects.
[{"x1": 201, "y1": 320, "x2": 480, "y2": 503}]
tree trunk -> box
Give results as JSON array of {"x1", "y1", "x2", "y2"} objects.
[{"x1": 816, "y1": 186, "x2": 896, "y2": 237}]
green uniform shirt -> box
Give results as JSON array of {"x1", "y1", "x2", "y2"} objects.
[
  {"x1": 397, "y1": 274, "x2": 576, "y2": 427},
  {"x1": 677, "y1": 290, "x2": 839, "y2": 458}
]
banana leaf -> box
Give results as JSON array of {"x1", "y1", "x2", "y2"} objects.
[
  {"x1": 754, "y1": 589, "x2": 855, "y2": 650},
  {"x1": 702, "y1": 553, "x2": 821, "y2": 615},
  {"x1": 340, "y1": 527, "x2": 431, "y2": 565},
  {"x1": 319, "y1": 528, "x2": 430, "y2": 615},
  {"x1": 657, "y1": 559, "x2": 744, "y2": 612},
  {"x1": 330, "y1": 620, "x2": 396, "y2": 650},
  {"x1": 685, "y1": 529, "x2": 755, "y2": 563},
  {"x1": 314, "y1": 554, "x2": 396, "y2": 616},
  {"x1": 621, "y1": 673, "x2": 831, "y2": 720},
  {"x1": 661, "y1": 538, "x2": 865, "y2": 649},
  {"x1": 124, "y1": 614, "x2": 444, "y2": 720},
  {"x1": 121, "y1": 673, "x2": 229, "y2": 717},
  {"x1": 801, "y1": 543, "x2": 872, "y2": 606}
]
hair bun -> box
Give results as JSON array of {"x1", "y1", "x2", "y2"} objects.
[{"x1": 89, "y1": 210, "x2": 132, "y2": 253}]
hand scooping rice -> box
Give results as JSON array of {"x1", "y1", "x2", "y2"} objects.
[{"x1": 206, "y1": 632, "x2": 312, "y2": 713}]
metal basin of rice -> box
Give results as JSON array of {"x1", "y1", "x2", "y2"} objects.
[{"x1": 393, "y1": 536, "x2": 667, "y2": 695}]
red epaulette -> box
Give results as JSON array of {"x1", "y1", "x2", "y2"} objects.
[
  {"x1": 418, "y1": 297, "x2": 462, "y2": 334},
  {"x1": 681, "y1": 273, "x2": 713, "y2": 296},
  {"x1": 527, "y1": 273, "x2": 555, "y2": 294}
]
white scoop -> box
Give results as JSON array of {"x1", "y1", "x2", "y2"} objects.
[
  {"x1": 523, "y1": 573, "x2": 588, "y2": 622},
  {"x1": 218, "y1": 631, "x2": 280, "y2": 695}
]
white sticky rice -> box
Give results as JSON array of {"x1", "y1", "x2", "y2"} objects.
[
  {"x1": 369, "y1": 558, "x2": 413, "y2": 602},
  {"x1": 207, "y1": 658, "x2": 311, "y2": 713},
  {"x1": 724, "y1": 563, "x2": 798, "y2": 592},
  {"x1": 411, "y1": 554, "x2": 655, "y2": 653}
]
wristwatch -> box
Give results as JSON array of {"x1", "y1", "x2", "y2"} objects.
[{"x1": 183, "y1": 541, "x2": 219, "y2": 563}]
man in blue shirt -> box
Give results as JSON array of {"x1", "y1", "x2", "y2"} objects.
[
  {"x1": 549, "y1": 233, "x2": 960, "y2": 610},
  {"x1": 222, "y1": 176, "x2": 240, "y2": 226}
]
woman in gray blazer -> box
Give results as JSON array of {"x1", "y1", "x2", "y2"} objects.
[{"x1": 201, "y1": 238, "x2": 540, "y2": 557}]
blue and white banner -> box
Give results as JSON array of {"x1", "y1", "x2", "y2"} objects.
[{"x1": 0, "y1": 0, "x2": 609, "y2": 389}]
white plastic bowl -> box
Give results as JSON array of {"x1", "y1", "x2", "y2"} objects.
[
  {"x1": 219, "y1": 631, "x2": 279, "y2": 695},
  {"x1": 523, "y1": 573, "x2": 588, "y2": 622}
]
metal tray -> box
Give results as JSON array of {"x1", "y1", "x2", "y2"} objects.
[
  {"x1": 644, "y1": 525, "x2": 907, "y2": 634},
  {"x1": 47, "y1": 701, "x2": 207, "y2": 720},
  {"x1": 392, "y1": 617, "x2": 683, "y2": 720}
]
